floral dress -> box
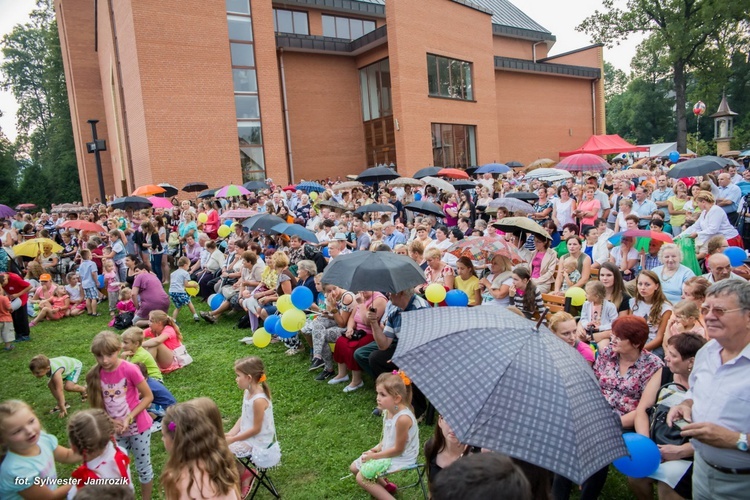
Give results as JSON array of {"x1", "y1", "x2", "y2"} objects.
[{"x1": 593, "y1": 345, "x2": 663, "y2": 415}]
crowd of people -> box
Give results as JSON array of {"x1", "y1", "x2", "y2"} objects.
[{"x1": 1, "y1": 157, "x2": 750, "y2": 499}]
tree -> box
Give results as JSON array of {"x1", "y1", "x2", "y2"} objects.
[
  {"x1": 0, "y1": 127, "x2": 18, "y2": 206},
  {"x1": 603, "y1": 61, "x2": 629, "y2": 103},
  {"x1": 579, "y1": 0, "x2": 749, "y2": 154}
]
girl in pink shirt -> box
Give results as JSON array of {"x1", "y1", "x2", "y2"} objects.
[{"x1": 142, "y1": 310, "x2": 190, "y2": 374}]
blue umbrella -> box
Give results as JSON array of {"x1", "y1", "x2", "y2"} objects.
[
  {"x1": 476, "y1": 163, "x2": 510, "y2": 174},
  {"x1": 740, "y1": 150, "x2": 750, "y2": 157},
  {"x1": 296, "y1": 181, "x2": 326, "y2": 193},
  {"x1": 269, "y1": 223, "x2": 319, "y2": 244}
]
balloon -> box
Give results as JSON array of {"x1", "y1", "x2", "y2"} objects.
[
  {"x1": 252, "y1": 328, "x2": 271, "y2": 348},
  {"x1": 186, "y1": 281, "x2": 199, "y2": 296},
  {"x1": 564, "y1": 287, "x2": 586, "y2": 307},
  {"x1": 693, "y1": 101, "x2": 706, "y2": 116},
  {"x1": 207, "y1": 293, "x2": 216, "y2": 306},
  {"x1": 209, "y1": 293, "x2": 224, "y2": 310},
  {"x1": 276, "y1": 294, "x2": 294, "y2": 313},
  {"x1": 217, "y1": 225, "x2": 231, "y2": 238},
  {"x1": 281, "y1": 308, "x2": 306, "y2": 332},
  {"x1": 425, "y1": 283, "x2": 447, "y2": 304},
  {"x1": 98, "y1": 275, "x2": 104, "y2": 288},
  {"x1": 197, "y1": 213, "x2": 208, "y2": 223},
  {"x1": 414, "y1": 192, "x2": 422, "y2": 201},
  {"x1": 322, "y1": 246, "x2": 330, "y2": 258},
  {"x1": 613, "y1": 433, "x2": 661, "y2": 478},
  {"x1": 668, "y1": 151, "x2": 680, "y2": 163},
  {"x1": 263, "y1": 315, "x2": 280, "y2": 335},
  {"x1": 310, "y1": 191, "x2": 318, "y2": 201},
  {"x1": 276, "y1": 324, "x2": 296, "y2": 339},
  {"x1": 224, "y1": 219, "x2": 233, "y2": 227},
  {"x1": 724, "y1": 247, "x2": 747, "y2": 267},
  {"x1": 445, "y1": 289, "x2": 469, "y2": 307},
  {"x1": 291, "y1": 286, "x2": 314, "y2": 310}
]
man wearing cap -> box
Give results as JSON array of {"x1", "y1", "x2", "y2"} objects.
[{"x1": 0, "y1": 272, "x2": 32, "y2": 341}]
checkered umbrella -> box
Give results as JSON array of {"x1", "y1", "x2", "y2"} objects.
[{"x1": 392, "y1": 306, "x2": 627, "y2": 483}]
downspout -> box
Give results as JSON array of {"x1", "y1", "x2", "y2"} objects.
[
  {"x1": 591, "y1": 80, "x2": 597, "y2": 135},
  {"x1": 278, "y1": 48, "x2": 295, "y2": 183},
  {"x1": 532, "y1": 41, "x2": 544, "y2": 63}
]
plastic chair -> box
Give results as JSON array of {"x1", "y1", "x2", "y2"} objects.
[
  {"x1": 237, "y1": 457, "x2": 280, "y2": 499},
  {"x1": 382, "y1": 463, "x2": 428, "y2": 499}
]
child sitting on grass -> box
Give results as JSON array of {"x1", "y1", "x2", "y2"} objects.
[
  {"x1": 121, "y1": 327, "x2": 162, "y2": 382},
  {"x1": 135, "y1": 362, "x2": 176, "y2": 431},
  {"x1": 117, "y1": 287, "x2": 136, "y2": 315},
  {"x1": 29, "y1": 286, "x2": 70, "y2": 327},
  {"x1": 64, "y1": 272, "x2": 88, "y2": 317},
  {"x1": 29, "y1": 354, "x2": 87, "y2": 417}
]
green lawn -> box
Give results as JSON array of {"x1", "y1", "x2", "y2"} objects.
[{"x1": 0, "y1": 299, "x2": 638, "y2": 499}]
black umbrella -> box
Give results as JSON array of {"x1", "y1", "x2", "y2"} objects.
[
  {"x1": 109, "y1": 196, "x2": 153, "y2": 210},
  {"x1": 405, "y1": 201, "x2": 444, "y2": 218},
  {"x1": 354, "y1": 203, "x2": 396, "y2": 214},
  {"x1": 243, "y1": 181, "x2": 268, "y2": 191},
  {"x1": 451, "y1": 180, "x2": 477, "y2": 191},
  {"x1": 506, "y1": 192, "x2": 539, "y2": 202},
  {"x1": 666, "y1": 155, "x2": 731, "y2": 178},
  {"x1": 356, "y1": 166, "x2": 400, "y2": 183},
  {"x1": 197, "y1": 188, "x2": 218, "y2": 199},
  {"x1": 321, "y1": 251, "x2": 426, "y2": 293},
  {"x1": 156, "y1": 183, "x2": 178, "y2": 197},
  {"x1": 465, "y1": 166, "x2": 478, "y2": 176},
  {"x1": 242, "y1": 213, "x2": 286, "y2": 233},
  {"x1": 506, "y1": 161, "x2": 524, "y2": 168},
  {"x1": 413, "y1": 166, "x2": 442, "y2": 179},
  {"x1": 182, "y1": 182, "x2": 209, "y2": 193}
]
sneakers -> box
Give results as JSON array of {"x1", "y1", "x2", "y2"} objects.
[
  {"x1": 343, "y1": 382, "x2": 364, "y2": 393},
  {"x1": 200, "y1": 311, "x2": 216, "y2": 324},
  {"x1": 285, "y1": 347, "x2": 301, "y2": 356},
  {"x1": 193, "y1": 314, "x2": 200, "y2": 322},
  {"x1": 309, "y1": 357, "x2": 325, "y2": 371},
  {"x1": 315, "y1": 369, "x2": 335, "y2": 381},
  {"x1": 17, "y1": 336, "x2": 30, "y2": 342},
  {"x1": 239, "y1": 337, "x2": 254, "y2": 344},
  {"x1": 150, "y1": 421, "x2": 162, "y2": 433},
  {"x1": 384, "y1": 480, "x2": 398, "y2": 494},
  {"x1": 328, "y1": 374, "x2": 349, "y2": 385}
]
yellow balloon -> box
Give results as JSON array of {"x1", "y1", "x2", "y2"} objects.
[
  {"x1": 425, "y1": 283, "x2": 446, "y2": 304},
  {"x1": 252, "y1": 328, "x2": 271, "y2": 348},
  {"x1": 217, "y1": 225, "x2": 231, "y2": 238},
  {"x1": 564, "y1": 287, "x2": 586, "y2": 307},
  {"x1": 310, "y1": 191, "x2": 318, "y2": 201},
  {"x1": 277, "y1": 294, "x2": 294, "y2": 313},
  {"x1": 197, "y1": 213, "x2": 208, "y2": 223},
  {"x1": 281, "y1": 308, "x2": 306, "y2": 332},
  {"x1": 186, "y1": 281, "x2": 199, "y2": 296}
]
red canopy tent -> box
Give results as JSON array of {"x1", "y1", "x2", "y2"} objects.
[{"x1": 559, "y1": 134, "x2": 649, "y2": 158}]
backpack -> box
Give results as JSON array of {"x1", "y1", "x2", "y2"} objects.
[
  {"x1": 235, "y1": 313, "x2": 253, "y2": 329},
  {"x1": 112, "y1": 312, "x2": 134, "y2": 330}
]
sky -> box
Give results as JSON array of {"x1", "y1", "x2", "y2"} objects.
[{"x1": 0, "y1": 0, "x2": 644, "y2": 142}]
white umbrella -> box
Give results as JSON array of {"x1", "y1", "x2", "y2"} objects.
[
  {"x1": 523, "y1": 168, "x2": 572, "y2": 182},
  {"x1": 331, "y1": 181, "x2": 364, "y2": 192},
  {"x1": 388, "y1": 177, "x2": 424, "y2": 188},
  {"x1": 421, "y1": 176, "x2": 456, "y2": 193}
]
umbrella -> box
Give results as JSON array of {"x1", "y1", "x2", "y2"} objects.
[
  {"x1": 354, "y1": 203, "x2": 395, "y2": 214},
  {"x1": 243, "y1": 181, "x2": 268, "y2": 191},
  {"x1": 316, "y1": 200, "x2": 346, "y2": 211},
  {"x1": 269, "y1": 223, "x2": 319, "y2": 244},
  {"x1": 447, "y1": 236, "x2": 525, "y2": 264},
  {"x1": 666, "y1": 155, "x2": 731, "y2": 178},
  {"x1": 13, "y1": 238, "x2": 63, "y2": 258},
  {"x1": 321, "y1": 251, "x2": 426, "y2": 293},
  {"x1": 506, "y1": 192, "x2": 539, "y2": 202},
  {"x1": 475, "y1": 163, "x2": 510, "y2": 174},
  {"x1": 404, "y1": 201, "x2": 444, "y2": 218},
  {"x1": 413, "y1": 166, "x2": 442, "y2": 179},
  {"x1": 465, "y1": 166, "x2": 478, "y2": 176},
  {"x1": 492, "y1": 217, "x2": 549, "y2": 239},
  {"x1": 109, "y1": 196, "x2": 153, "y2": 210},
  {"x1": 60, "y1": 220, "x2": 106, "y2": 233},
  {"x1": 50, "y1": 204, "x2": 88, "y2": 214},
  {"x1": 557, "y1": 153, "x2": 609, "y2": 172},
  {"x1": 357, "y1": 166, "x2": 400, "y2": 183},
  {"x1": 388, "y1": 177, "x2": 424, "y2": 188},
  {"x1": 525, "y1": 158, "x2": 557, "y2": 171},
  {"x1": 15, "y1": 203, "x2": 36, "y2": 210},
  {"x1": 608, "y1": 229, "x2": 674, "y2": 245},
  {"x1": 421, "y1": 176, "x2": 456, "y2": 193},
  {"x1": 451, "y1": 180, "x2": 477, "y2": 191},
  {"x1": 182, "y1": 182, "x2": 208, "y2": 193},
  {"x1": 197, "y1": 188, "x2": 218, "y2": 199},
  {"x1": 156, "y1": 183, "x2": 179, "y2": 197},
  {"x1": 282, "y1": 184, "x2": 297, "y2": 192},
  {"x1": 612, "y1": 169, "x2": 651, "y2": 180},
  {"x1": 242, "y1": 213, "x2": 286, "y2": 233},
  {"x1": 392, "y1": 306, "x2": 627, "y2": 484},
  {"x1": 220, "y1": 208, "x2": 257, "y2": 220},
  {"x1": 0, "y1": 204, "x2": 16, "y2": 218},
  {"x1": 147, "y1": 196, "x2": 174, "y2": 209},
  {"x1": 296, "y1": 181, "x2": 327, "y2": 194},
  {"x1": 437, "y1": 168, "x2": 469, "y2": 179},
  {"x1": 132, "y1": 184, "x2": 165, "y2": 196},
  {"x1": 216, "y1": 184, "x2": 251, "y2": 198},
  {"x1": 506, "y1": 161, "x2": 524, "y2": 168},
  {"x1": 740, "y1": 149, "x2": 750, "y2": 157},
  {"x1": 523, "y1": 168, "x2": 572, "y2": 182},
  {"x1": 331, "y1": 181, "x2": 365, "y2": 192},
  {"x1": 487, "y1": 198, "x2": 534, "y2": 215}
]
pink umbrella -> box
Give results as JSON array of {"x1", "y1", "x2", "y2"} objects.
[
  {"x1": 557, "y1": 153, "x2": 609, "y2": 172},
  {"x1": 216, "y1": 184, "x2": 251, "y2": 198},
  {"x1": 148, "y1": 196, "x2": 174, "y2": 209}
]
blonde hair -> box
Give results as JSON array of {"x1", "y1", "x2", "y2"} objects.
[
  {"x1": 148, "y1": 310, "x2": 183, "y2": 343},
  {"x1": 87, "y1": 331, "x2": 123, "y2": 410},
  {"x1": 271, "y1": 252, "x2": 290, "y2": 269},
  {"x1": 375, "y1": 372, "x2": 412, "y2": 411},
  {"x1": 119, "y1": 287, "x2": 132, "y2": 301},
  {"x1": 234, "y1": 357, "x2": 271, "y2": 399},
  {"x1": 0, "y1": 400, "x2": 35, "y2": 462},
  {"x1": 67, "y1": 409, "x2": 115, "y2": 459},
  {"x1": 121, "y1": 327, "x2": 144, "y2": 346},
  {"x1": 29, "y1": 354, "x2": 51, "y2": 372},
  {"x1": 424, "y1": 248, "x2": 442, "y2": 261},
  {"x1": 674, "y1": 300, "x2": 700, "y2": 320},
  {"x1": 584, "y1": 281, "x2": 606, "y2": 301},
  {"x1": 694, "y1": 190, "x2": 715, "y2": 204},
  {"x1": 547, "y1": 311, "x2": 575, "y2": 333},
  {"x1": 563, "y1": 256, "x2": 577, "y2": 271}
]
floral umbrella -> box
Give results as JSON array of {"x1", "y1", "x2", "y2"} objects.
[{"x1": 447, "y1": 236, "x2": 525, "y2": 264}]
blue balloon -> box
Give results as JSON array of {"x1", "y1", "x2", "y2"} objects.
[
  {"x1": 276, "y1": 324, "x2": 297, "y2": 338},
  {"x1": 209, "y1": 293, "x2": 224, "y2": 311},
  {"x1": 291, "y1": 286, "x2": 314, "y2": 310},
  {"x1": 224, "y1": 220, "x2": 233, "y2": 227},
  {"x1": 724, "y1": 247, "x2": 747, "y2": 267},
  {"x1": 322, "y1": 246, "x2": 330, "y2": 258},
  {"x1": 263, "y1": 315, "x2": 280, "y2": 335},
  {"x1": 445, "y1": 289, "x2": 469, "y2": 307},
  {"x1": 613, "y1": 433, "x2": 661, "y2": 478},
  {"x1": 98, "y1": 275, "x2": 105, "y2": 288},
  {"x1": 414, "y1": 192, "x2": 422, "y2": 201},
  {"x1": 668, "y1": 151, "x2": 680, "y2": 163}
]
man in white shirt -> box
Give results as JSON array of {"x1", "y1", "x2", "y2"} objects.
[
  {"x1": 714, "y1": 173, "x2": 743, "y2": 225},
  {"x1": 651, "y1": 175, "x2": 674, "y2": 223}
]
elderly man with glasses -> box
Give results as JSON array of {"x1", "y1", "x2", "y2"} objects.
[{"x1": 668, "y1": 280, "x2": 750, "y2": 499}]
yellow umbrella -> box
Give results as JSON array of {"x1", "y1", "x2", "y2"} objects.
[{"x1": 12, "y1": 238, "x2": 63, "y2": 258}]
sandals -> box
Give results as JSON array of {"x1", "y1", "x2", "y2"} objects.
[
  {"x1": 49, "y1": 403, "x2": 71, "y2": 414},
  {"x1": 81, "y1": 392, "x2": 88, "y2": 403},
  {"x1": 240, "y1": 468, "x2": 256, "y2": 498}
]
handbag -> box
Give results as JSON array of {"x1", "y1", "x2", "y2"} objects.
[
  {"x1": 647, "y1": 383, "x2": 688, "y2": 447},
  {"x1": 351, "y1": 329, "x2": 367, "y2": 341},
  {"x1": 173, "y1": 344, "x2": 193, "y2": 367}
]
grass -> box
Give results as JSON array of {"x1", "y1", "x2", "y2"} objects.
[{"x1": 0, "y1": 297, "x2": 638, "y2": 499}]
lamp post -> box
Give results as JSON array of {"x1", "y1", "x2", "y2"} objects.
[{"x1": 86, "y1": 119, "x2": 107, "y2": 203}]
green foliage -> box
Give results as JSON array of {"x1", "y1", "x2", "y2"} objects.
[{"x1": 0, "y1": 131, "x2": 18, "y2": 205}]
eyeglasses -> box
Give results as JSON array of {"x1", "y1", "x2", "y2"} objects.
[{"x1": 700, "y1": 306, "x2": 743, "y2": 317}]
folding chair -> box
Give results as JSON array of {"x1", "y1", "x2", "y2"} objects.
[
  {"x1": 237, "y1": 457, "x2": 280, "y2": 499},
  {"x1": 382, "y1": 463, "x2": 428, "y2": 499}
]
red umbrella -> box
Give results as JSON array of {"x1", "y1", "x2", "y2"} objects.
[
  {"x1": 148, "y1": 196, "x2": 175, "y2": 209},
  {"x1": 282, "y1": 185, "x2": 297, "y2": 192},
  {"x1": 556, "y1": 153, "x2": 609, "y2": 172},
  {"x1": 15, "y1": 203, "x2": 36, "y2": 210},
  {"x1": 61, "y1": 220, "x2": 106, "y2": 233},
  {"x1": 437, "y1": 168, "x2": 469, "y2": 179}
]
